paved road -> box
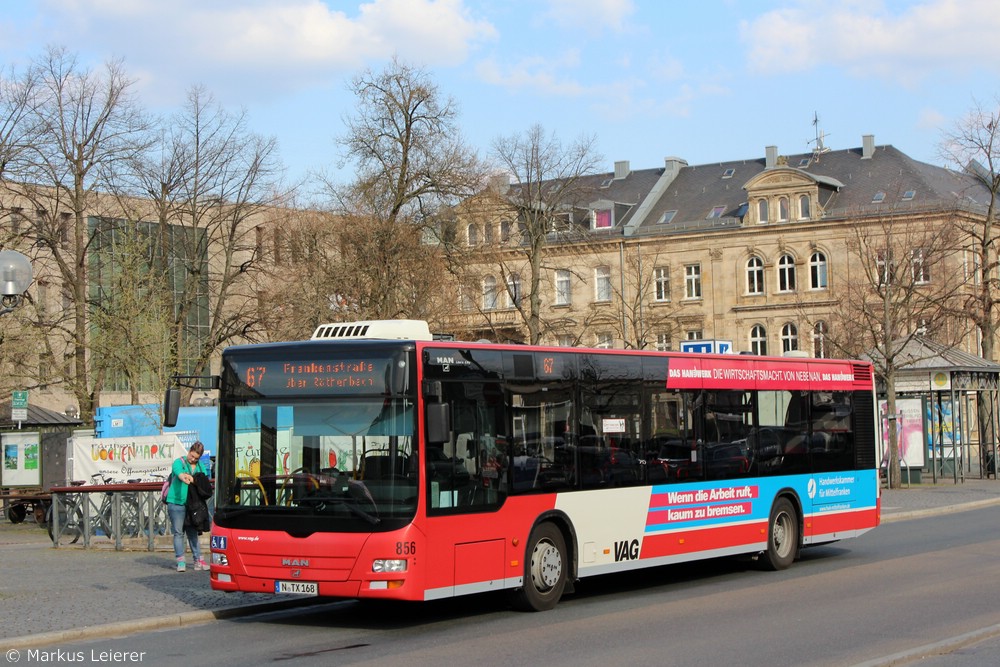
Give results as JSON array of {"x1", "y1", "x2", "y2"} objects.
[{"x1": 1, "y1": 478, "x2": 997, "y2": 652}]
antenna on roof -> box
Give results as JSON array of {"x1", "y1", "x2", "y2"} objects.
[{"x1": 808, "y1": 112, "x2": 831, "y2": 162}]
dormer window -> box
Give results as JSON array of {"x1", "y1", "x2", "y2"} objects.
[
  {"x1": 659, "y1": 210, "x2": 677, "y2": 224},
  {"x1": 722, "y1": 168, "x2": 735, "y2": 179},
  {"x1": 592, "y1": 209, "x2": 613, "y2": 229},
  {"x1": 708, "y1": 205, "x2": 726, "y2": 219},
  {"x1": 872, "y1": 191, "x2": 886, "y2": 204},
  {"x1": 902, "y1": 190, "x2": 916, "y2": 201}
]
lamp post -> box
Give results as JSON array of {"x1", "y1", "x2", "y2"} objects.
[{"x1": 0, "y1": 249, "x2": 33, "y2": 316}]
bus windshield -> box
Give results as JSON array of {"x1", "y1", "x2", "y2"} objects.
[{"x1": 214, "y1": 342, "x2": 419, "y2": 532}]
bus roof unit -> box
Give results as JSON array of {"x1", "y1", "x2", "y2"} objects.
[{"x1": 310, "y1": 319, "x2": 433, "y2": 341}]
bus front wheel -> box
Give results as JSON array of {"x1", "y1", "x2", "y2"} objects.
[
  {"x1": 510, "y1": 522, "x2": 567, "y2": 611},
  {"x1": 761, "y1": 497, "x2": 798, "y2": 571}
]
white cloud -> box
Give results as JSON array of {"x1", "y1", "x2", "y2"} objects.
[
  {"x1": 741, "y1": 0, "x2": 1000, "y2": 83},
  {"x1": 915, "y1": 107, "x2": 947, "y2": 130},
  {"x1": 31, "y1": 0, "x2": 497, "y2": 101},
  {"x1": 541, "y1": 0, "x2": 635, "y2": 32},
  {"x1": 475, "y1": 50, "x2": 588, "y2": 96}
]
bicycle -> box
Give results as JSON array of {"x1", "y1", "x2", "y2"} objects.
[{"x1": 143, "y1": 474, "x2": 170, "y2": 537}]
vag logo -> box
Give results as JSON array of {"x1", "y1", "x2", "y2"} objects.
[
  {"x1": 282, "y1": 558, "x2": 310, "y2": 567},
  {"x1": 614, "y1": 539, "x2": 640, "y2": 561}
]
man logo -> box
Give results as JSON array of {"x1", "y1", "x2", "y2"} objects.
[{"x1": 281, "y1": 558, "x2": 310, "y2": 567}]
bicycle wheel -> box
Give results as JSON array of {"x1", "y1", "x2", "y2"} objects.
[
  {"x1": 47, "y1": 500, "x2": 83, "y2": 545},
  {"x1": 118, "y1": 495, "x2": 143, "y2": 538},
  {"x1": 100, "y1": 494, "x2": 143, "y2": 539}
]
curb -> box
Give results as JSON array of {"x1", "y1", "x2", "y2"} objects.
[
  {"x1": 880, "y1": 497, "x2": 1000, "y2": 523},
  {"x1": 0, "y1": 596, "x2": 322, "y2": 652}
]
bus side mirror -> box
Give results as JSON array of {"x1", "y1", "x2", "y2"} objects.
[
  {"x1": 163, "y1": 388, "x2": 180, "y2": 428},
  {"x1": 426, "y1": 403, "x2": 451, "y2": 444}
]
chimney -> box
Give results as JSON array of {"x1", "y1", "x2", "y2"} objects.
[
  {"x1": 663, "y1": 156, "x2": 688, "y2": 179},
  {"x1": 488, "y1": 173, "x2": 510, "y2": 193},
  {"x1": 614, "y1": 160, "x2": 631, "y2": 179},
  {"x1": 765, "y1": 145, "x2": 778, "y2": 169},
  {"x1": 862, "y1": 134, "x2": 875, "y2": 159}
]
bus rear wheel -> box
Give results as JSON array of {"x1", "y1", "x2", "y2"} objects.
[
  {"x1": 510, "y1": 522, "x2": 567, "y2": 612},
  {"x1": 761, "y1": 497, "x2": 798, "y2": 571}
]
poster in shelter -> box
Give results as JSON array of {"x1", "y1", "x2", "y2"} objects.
[
  {"x1": 879, "y1": 399, "x2": 925, "y2": 468},
  {"x1": 0, "y1": 432, "x2": 42, "y2": 486}
]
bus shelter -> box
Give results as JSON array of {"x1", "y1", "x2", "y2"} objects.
[{"x1": 868, "y1": 337, "x2": 1000, "y2": 484}]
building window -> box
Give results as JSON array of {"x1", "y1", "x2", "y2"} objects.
[
  {"x1": 757, "y1": 199, "x2": 769, "y2": 224},
  {"x1": 467, "y1": 223, "x2": 479, "y2": 246},
  {"x1": 781, "y1": 323, "x2": 799, "y2": 353},
  {"x1": 912, "y1": 248, "x2": 930, "y2": 284},
  {"x1": 659, "y1": 210, "x2": 677, "y2": 224},
  {"x1": 876, "y1": 250, "x2": 893, "y2": 287},
  {"x1": 596, "y1": 332, "x2": 614, "y2": 349},
  {"x1": 654, "y1": 267, "x2": 670, "y2": 302},
  {"x1": 777, "y1": 254, "x2": 796, "y2": 292},
  {"x1": 872, "y1": 191, "x2": 886, "y2": 204},
  {"x1": 557, "y1": 334, "x2": 574, "y2": 347},
  {"x1": 595, "y1": 266, "x2": 612, "y2": 302},
  {"x1": 750, "y1": 325, "x2": 767, "y2": 355},
  {"x1": 592, "y1": 209, "x2": 613, "y2": 229},
  {"x1": 708, "y1": 205, "x2": 726, "y2": 219},
  {"x1": 458, "y1": 286, "x2": 474, "y2": 312},
  {"x1": 484, "y1": 222, "x2": 494, "y2": 245},
  {"x1": 684, "y1": 264, "x2": 701, "y2": 299},
  {"x1": 809, "y1": 252, "x2": 828, "y2": 289},
  {"x1": 686, "y1": 330, "x2": 703, "y2": 340},
  {"x1": 506, "y1": 273, "x2": 522, "y2": 308},
  {"x1": 813, "y1": 321, "x2": 828, "y2": 358},
  {"x1": 746, "y1": 256, "x2": 765, "y2": 295},
  {"x1": 555, "y1": 270, "x2": 571, "y2": 305},
  {"x1": 799, "y1": 195, "x2": 810, "y2": 219},
  {"x1": 483, "y1": 275, "x2": 498, "y2": 311},
  {"x1": 778, "y1": 197, "x2": 789, "y2": 222},
  {"x1": 656, "y1": 333, "x2": 671, "y2": 351},
  {"x1": 500, "y1": 220, "x2": 512, "y2": 243}
]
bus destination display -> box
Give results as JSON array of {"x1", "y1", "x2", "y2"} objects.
[{"x1": 227, "y1": 357, "x2": 391, "y2": 395}]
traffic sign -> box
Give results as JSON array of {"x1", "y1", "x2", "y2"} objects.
[{"x1": 11, "y1": 390, "x2": 28, "y2": 421}]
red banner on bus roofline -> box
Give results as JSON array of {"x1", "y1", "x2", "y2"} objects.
[{"x1": 665, "y1": 356, "x2": 862, "y2": 391}]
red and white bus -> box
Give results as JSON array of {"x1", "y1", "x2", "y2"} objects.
[{"x1": 205, "y1": 320, "x2": 879, "y2": 611}]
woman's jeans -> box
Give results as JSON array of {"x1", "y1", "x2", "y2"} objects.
[{"x1": 167, "y1": 502, "x2": 201, "y2": 562}]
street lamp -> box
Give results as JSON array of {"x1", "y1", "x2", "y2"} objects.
[{"x1": 0, "y1": 249, "x2": 33, "y2": 316}]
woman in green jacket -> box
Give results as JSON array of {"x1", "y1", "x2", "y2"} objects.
[{"x1": 165, "y1": 441, "x2": 208, "y2": 572}]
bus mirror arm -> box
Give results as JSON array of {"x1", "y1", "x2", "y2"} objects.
[{"x1": 426, "y1": 402, "x2": 451, "y2": 445}]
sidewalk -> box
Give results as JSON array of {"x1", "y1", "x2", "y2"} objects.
[{"x1": 1, "y1": 478, "x2": 998, "y2": 651}]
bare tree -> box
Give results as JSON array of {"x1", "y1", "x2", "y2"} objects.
[
  {"x1": 827, "y1": 206, "x2": 964, "y2": 488},
  {"x1": 940, "y1": 97, "x2": 1000, "y2": 363},
  {"x1": 480, "y1": 124, "x2": 604, "y2": 344},
  {"x1": 316, "y1": 58, "x2": 481, "y2": 322},
  {"x1": 5, "y1": 48, "x2": 152, "y2": 420},
  {"x1": 123, "y1": 86, "x2": 286, "y2": 403}
]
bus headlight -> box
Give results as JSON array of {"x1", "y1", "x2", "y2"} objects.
[
  {"x1": 372, "y1": 559, "x2": 407, "y2": 573},
  {"x1": 212, "y1": 552, "x2": 229, "y2": 566}
]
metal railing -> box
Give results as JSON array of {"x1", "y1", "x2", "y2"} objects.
[{"x1": 48, "y1": 482, "x2": 169, "y2": 551}]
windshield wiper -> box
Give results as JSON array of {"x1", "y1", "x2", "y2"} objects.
[{"x1": 301, "y1": 496, "x2": 380, "y2": 525}]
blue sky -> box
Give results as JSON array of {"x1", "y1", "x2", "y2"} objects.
[{"x1": 2, "y1": 0, "x2": 999, "y2": 189}]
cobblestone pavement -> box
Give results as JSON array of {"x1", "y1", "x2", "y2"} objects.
[{"x1": 1, "y1": 477, "x2": 998, "y2": 650}]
